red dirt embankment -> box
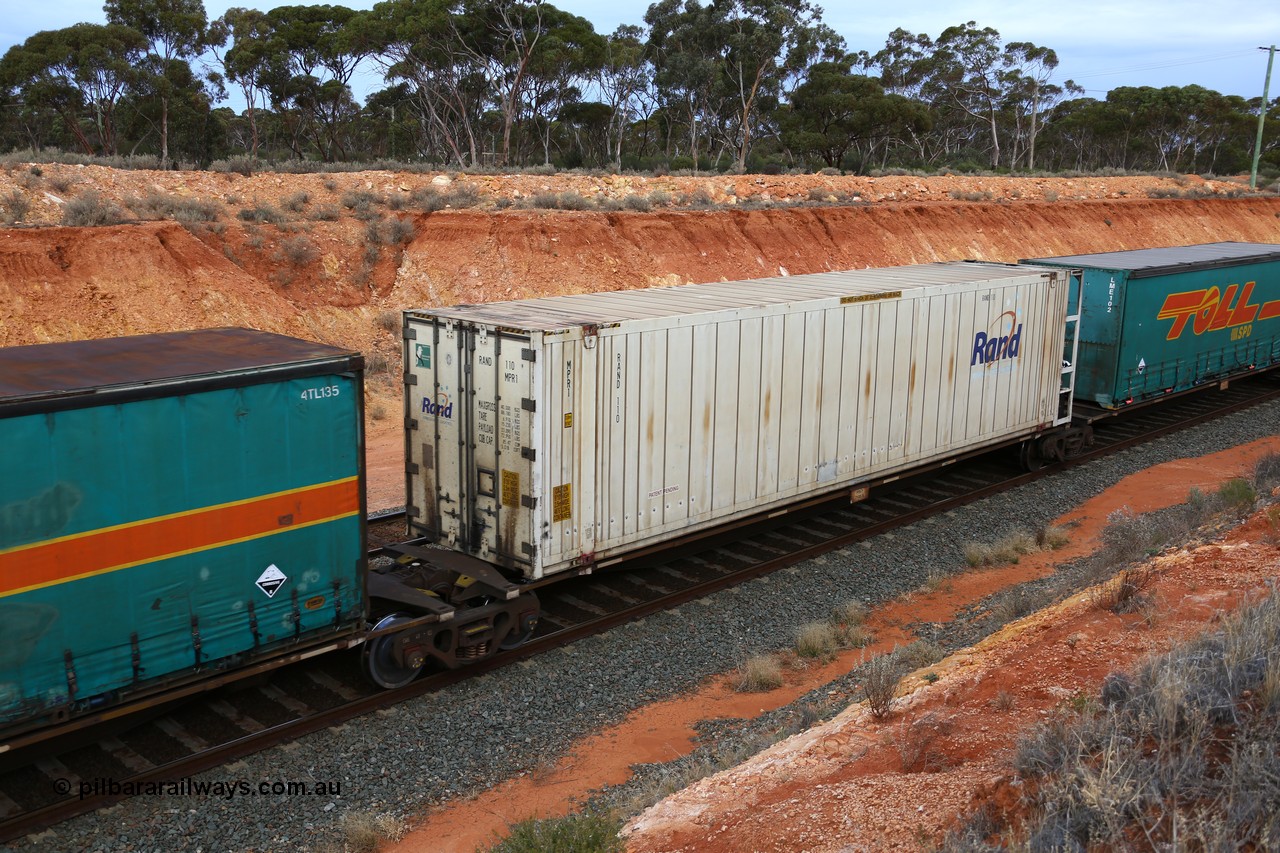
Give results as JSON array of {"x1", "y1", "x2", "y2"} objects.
[{"x1": 3, "y1": 186, "x2": 1280, "y2": 509}]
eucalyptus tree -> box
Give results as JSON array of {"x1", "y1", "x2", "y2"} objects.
[
  {"x1": 368, "y1": 0, "x2": 595, "y2": 166},
  {"x1": 104, "y1": 0, "x2": 209, "y2": 165},
  {"x1": 716, "y1": 0, "x2": 841, "y2": 171},
  {"x1": 593, "y1": 25, "x2": 651, "y2": 167},
  {"x1": 871, "y1": 28, "x2": 967, "y2": 164},
  {"x1": 459, "y1": 0, "x2": 569, "y2": 166},
  {"x1": 366, "y1": 0, "x2": 488, "y2": 166},
  {"x1": 519, "y1": 7, "x2": 605, "y2": 164},
  {"x1": 780, "y1": 58, "x2": 929, "y2": 169},
  {"x1": 258, "y1": 4, "x2": 374, "y2": 160},
  {"x1": 208, "y1": 7, "x2": 274, "y2": 156},
  {"x1": 999, "y1": 42, "x2": 1079, "y2": 170},
  {"x1": 645, "y1": 0, "x2": 728, "y2": 167},
  {"x1": 0, "y1": 23, "x2": 149, "y2": 155}
]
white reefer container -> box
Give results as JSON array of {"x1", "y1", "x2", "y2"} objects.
[{"x1": 404, "y1": 262, "x2": 1077, "y2": 581}]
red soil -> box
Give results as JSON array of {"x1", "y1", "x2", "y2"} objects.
[{"x1": 387, "y1": 438, "x2": 1280, "y2": 853}]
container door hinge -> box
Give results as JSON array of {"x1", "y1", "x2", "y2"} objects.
[
  {"x1": 521, "y1": 447, "x2": 536, "y2": 461},
  {"x1": 405, "y1": 372, "x2": 418, "y2": 386},
  {"x1": 404, "y1": 326, "x2": 417, "y2": 341},
  {"x1": 406, "y1": 504, "x2": 421, "y2": 518},
  {"x1": 407, "y1": 462, "x2": 420, "y2": 475},
  {"x1": 521, "y1": 348, "x2": 536, "y2": 362},
  {"x1": 405, "y1": 417, "x2": 418, "y2": 431},
  {"x1": 521, "y1": 398, "x2": 536, "y2": 412},
  {"x1": 521, "y1": 495, "x2": 538, "y2": 509},
  {"x1": 521, "y1": 542, "x2": 536, "y2": 556}
]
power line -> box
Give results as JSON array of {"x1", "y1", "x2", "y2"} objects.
[{"x1": 1069, "y1": 48, "x2": 1261, "y2": 80}]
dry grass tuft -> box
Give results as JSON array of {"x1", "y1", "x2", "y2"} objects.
[{"x1": 734, "y1": 654, "x2": 784, "y2": 692}]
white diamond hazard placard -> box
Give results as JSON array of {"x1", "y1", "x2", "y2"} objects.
[{"x1": 255, "y1": 564, "x2": 288, "y2": 598}]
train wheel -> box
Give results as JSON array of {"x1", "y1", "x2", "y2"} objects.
[
  {"x1": 362, "y1": 613, "x2": 423, "y2": 689},
  {"x1": 1018, "y1": 440, "x2": 1045, "y2": 471},
  {"x1": 499, "y1": 595, "x2": 540, "y2": 650}
]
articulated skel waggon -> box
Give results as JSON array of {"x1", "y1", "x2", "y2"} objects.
[{"x1": 4, "y1": 242, "x2": 1278, "y2": 746}]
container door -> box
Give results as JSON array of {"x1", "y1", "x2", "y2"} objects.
[
  {"x1": 408, "y1": 319, "x2": 536, "y2": 571},
  {"x1": 466, "y1": 328, "x2": 537, "y2": 570}
]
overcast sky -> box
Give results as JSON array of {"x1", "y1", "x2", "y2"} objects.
[{"x1": 2, "y1": 0, "x2": 1277, "y2": 105}]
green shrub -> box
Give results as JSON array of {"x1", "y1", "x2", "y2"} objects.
[
  {"x1": 62, "y1": 191, "x2": 125, "y2": 226},
  {"x1": 1254, "y1": 452, "x2": 1280, "y2": 492},
  {"x1": 281, "y1": 191, "x2": 311, "y2": 212},
  {"x1": 341, "y1": 189, "x2": 384, "y2": 219},
  {"x1": 487, "y1": 813, "x2": 624, "y2": 853},
  {"x1": 278, "y1": 235, "x2": 319, "y2": 266},
  {"x1": 128, "y1": 192, "x2": 220, "y2": 223},
  {"x1": 2, "y1": 190, "x2": 30, "y2": 225},
  {"x1": 1216, "y1": 477, "x2": 1257, "y2": 515},
  {"x1": 365, "y1": 216, "x2": 416, "y2": 246},
  {"x1": 237, "y1": 204, "x2": 285, "y2": 225},
  {"x1": 447, "y1": 182, "x2": 481, "y2": 208}
]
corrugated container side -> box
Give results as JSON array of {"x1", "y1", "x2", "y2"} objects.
[
  {"x1": 0, "y1": 340, "x2": 365, "y2": 727},
  {"x1": 408, "y1": 263, "x2": 1071, "y2": 581}
]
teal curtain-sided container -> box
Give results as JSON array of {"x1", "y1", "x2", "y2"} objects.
[
  {"x1": 1022, "y1": 243, "x2": 1280, "y2": 409},
  {"x1": 0, "y1": 373, "x2": 365, "y2": 725}
]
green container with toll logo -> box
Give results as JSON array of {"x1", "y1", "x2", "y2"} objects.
[
  {"x1": 1022, "y1": 242, "x2": 1280, "y2": 410},
  {"x1": 0, "y1": 329, "x2": 367, "y2": 740}
]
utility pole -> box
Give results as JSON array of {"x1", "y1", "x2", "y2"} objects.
[{"x1": 1250, "y1": 45, "x2": 1276, "y2": 190}]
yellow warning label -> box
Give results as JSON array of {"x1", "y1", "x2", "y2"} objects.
[
  {"x1": 501, "y1": 470, "x2": 520, "y2": 508},
  {"x1": 553, "y1": 483, "x2": 572, "y2": 522},
  {"x1": 564, "y1": 412, "x2": 573, "y2": 428},
  {"x1": 841, "y1": 290, "x2": 901, "y2": 304}
]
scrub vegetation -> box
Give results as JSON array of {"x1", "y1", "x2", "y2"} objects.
[{"x1": 1, "y1": 0, "x2": 1276, "y2": 178}]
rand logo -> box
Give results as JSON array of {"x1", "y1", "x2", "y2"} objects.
[{"x1": 971, "y1": 311, "x2": 1023, "y2": 366}]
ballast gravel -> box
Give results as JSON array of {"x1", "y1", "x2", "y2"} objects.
[{"x1": 17, "y1": 398, "x2": 1280, "y2": 853}]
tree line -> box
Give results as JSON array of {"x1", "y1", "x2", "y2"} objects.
[{"x1": 1, "y1": 0, "x2": 1277, "y2": 176}]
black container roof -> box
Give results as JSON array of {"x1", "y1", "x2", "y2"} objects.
[
  {"x1": 1021, "y1": 242, "x2": 1280, "y2": 279},
  {"x1": 0, "y1": 328, "x2": 361, "y2": 412}
]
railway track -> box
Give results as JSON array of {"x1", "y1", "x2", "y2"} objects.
[{"x1": 3, "y1": 371, "x2": 1278, "y2": 844}]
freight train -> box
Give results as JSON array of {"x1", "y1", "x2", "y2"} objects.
[{"x1": 3, "y1": 241, "x2": 1279, "y2": 747}]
